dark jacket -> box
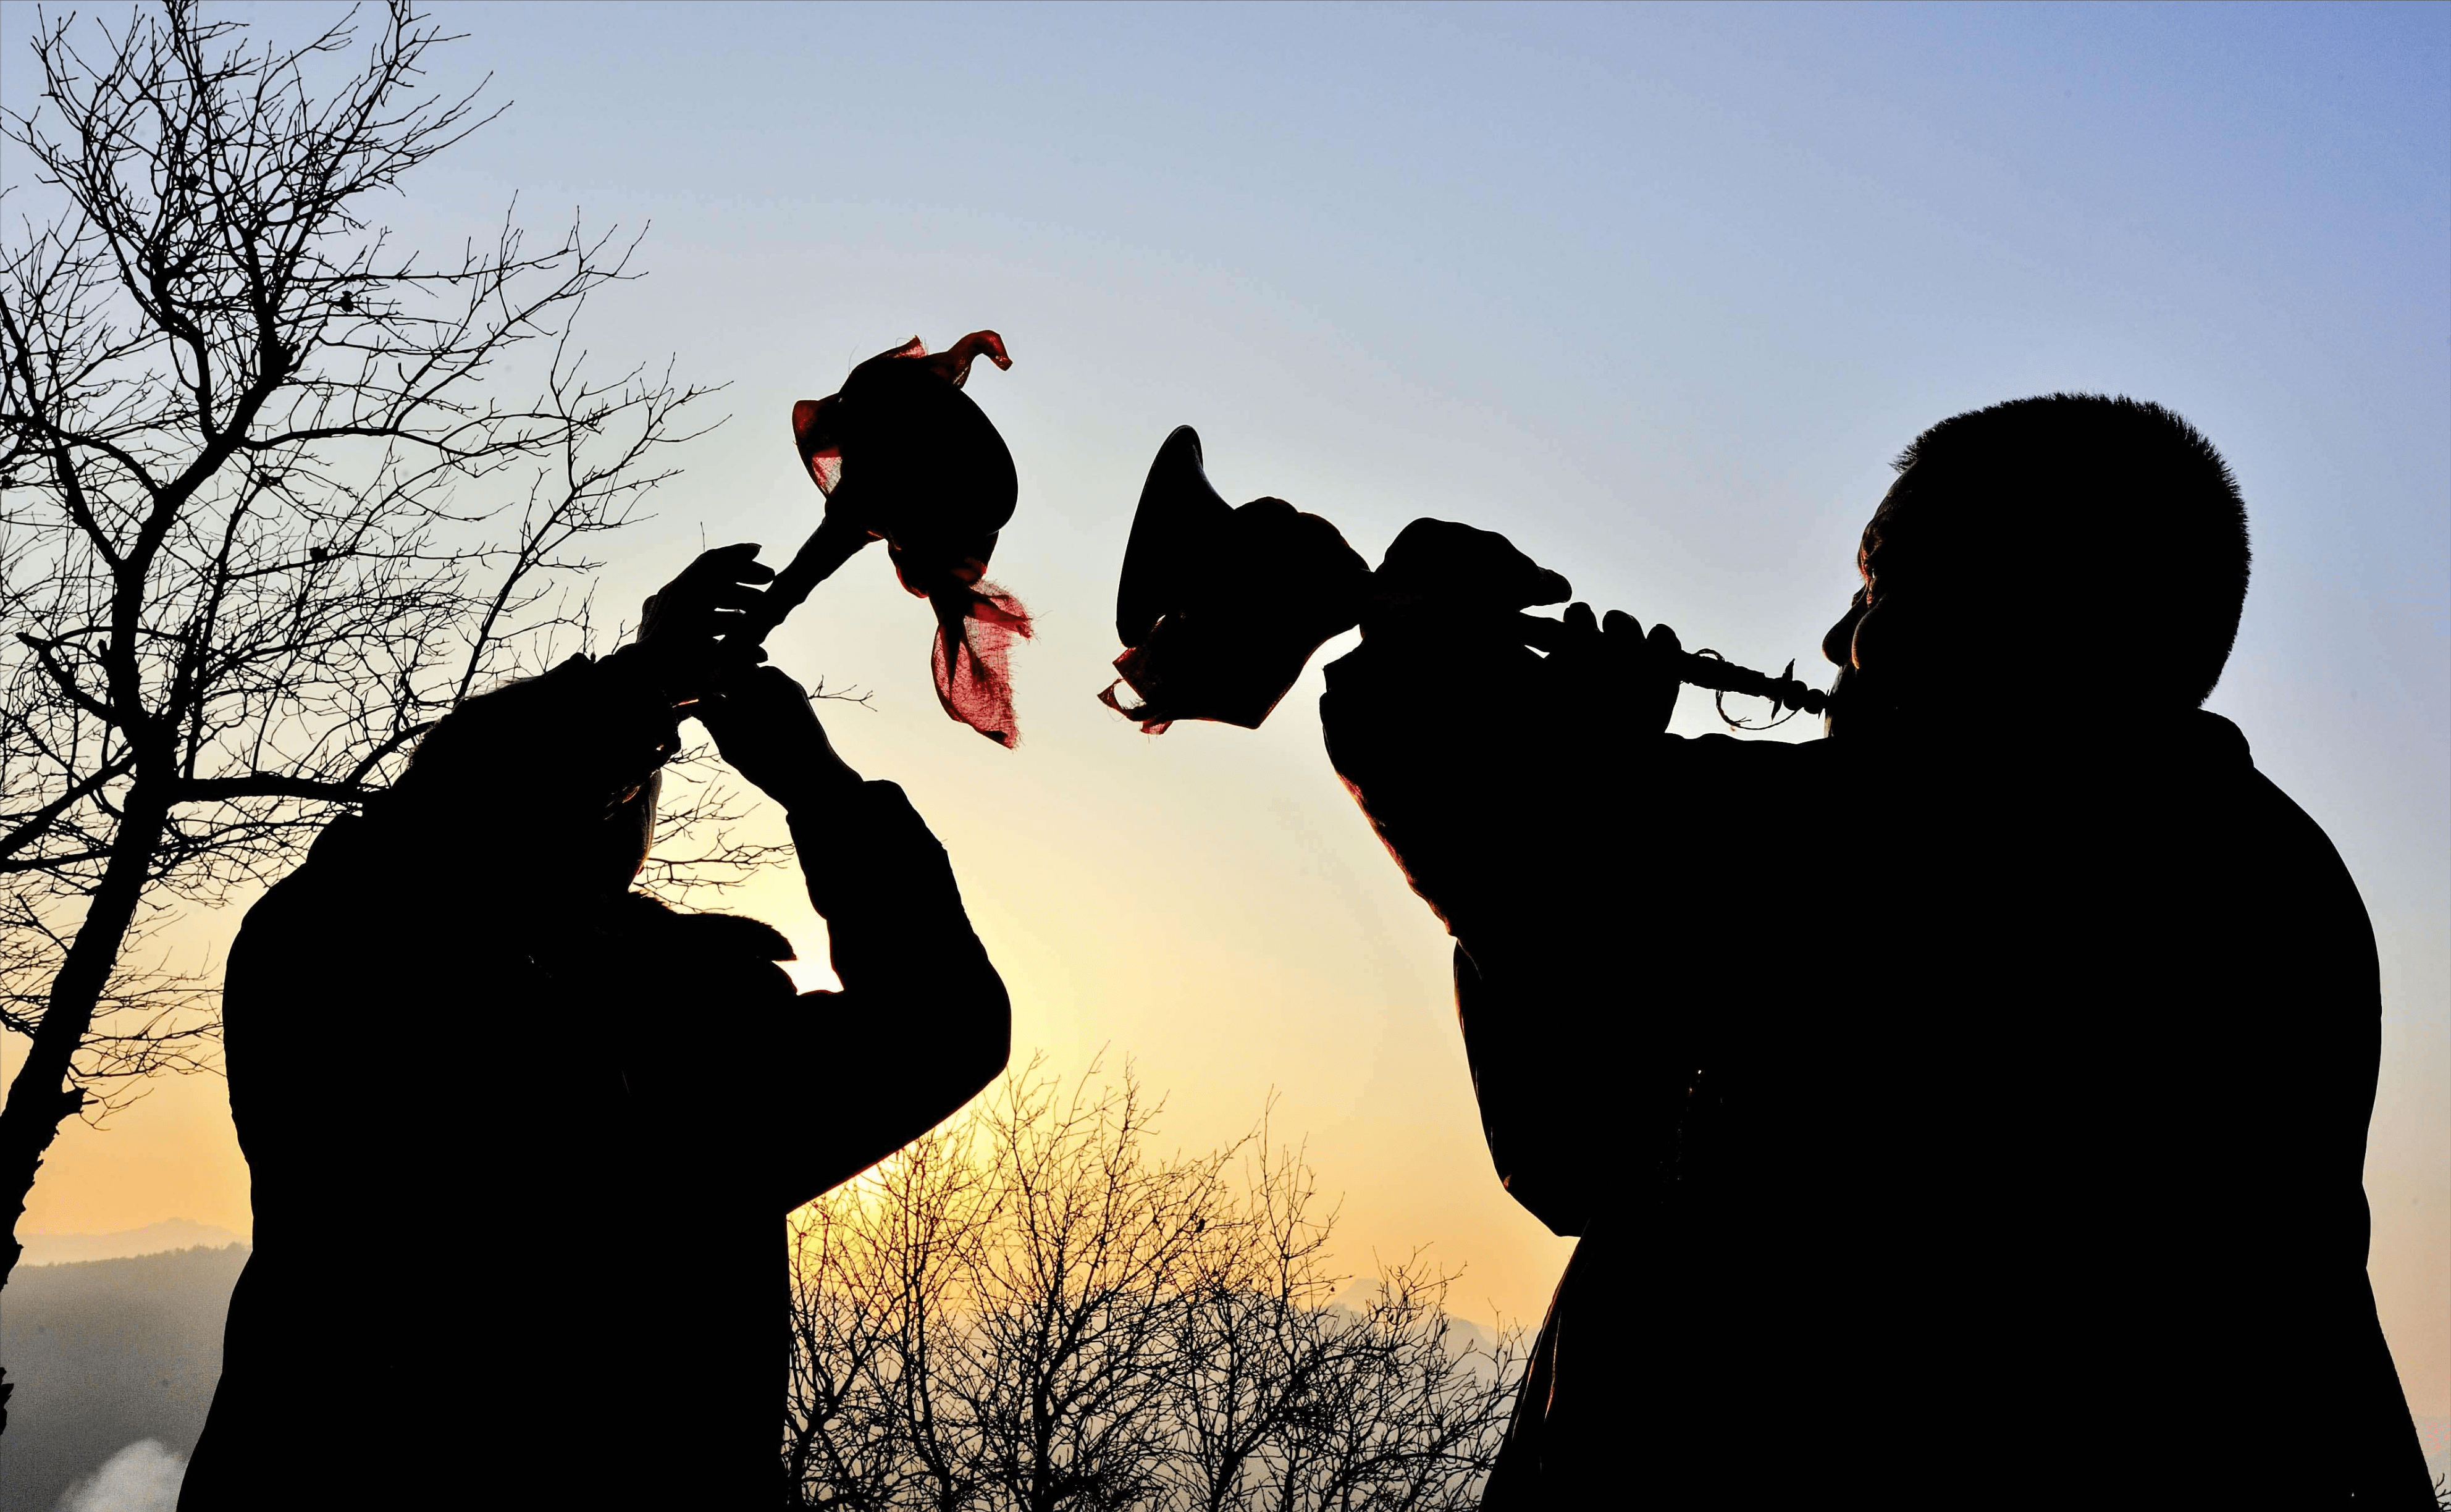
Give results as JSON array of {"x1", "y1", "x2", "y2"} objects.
[
  {"x1": 180, "y1": 654, "x2": 1009, "y2": 1510},
  {"x1": 1320, "y1": 633, "x2": 2431, "y2": 1507}
]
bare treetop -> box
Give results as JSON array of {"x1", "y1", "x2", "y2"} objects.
[{"x1": 0, "y1": 0, "x2": 725, "y2": 1396}]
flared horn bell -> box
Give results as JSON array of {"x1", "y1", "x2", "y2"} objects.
[
  {"x1": 1103, "y1": 426, "x2": 1373, "y2": 733},
  {"x1": 1117, "y1": 426, "x2": 1234, "y2": 647}
]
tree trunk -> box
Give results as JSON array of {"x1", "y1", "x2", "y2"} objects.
[{"x1": 0, "y1": 784, "x2": 172, "y2": 1434}]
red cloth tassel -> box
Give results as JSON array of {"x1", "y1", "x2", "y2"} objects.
[
  {"x1": 930, "y1": 583, "x2": 1034, "y2": 749},
  {"x1": 788, "y1": 331, "x2": 1030, "y2": 746}
]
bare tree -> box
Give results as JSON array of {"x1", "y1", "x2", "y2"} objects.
[
  {"x1": 790, "y1": 1108, "x2": 1000, "y2": 1512},
  {"x1": 1255, "y1": 1262, "x2": 1521, "y2": 1511},
  {"x1": 785, "y1": 1059, "x2": 1525, "y2": 1511},
  {"x1": 0, "y1": 0, "x2": 728, "y2": 1412}
]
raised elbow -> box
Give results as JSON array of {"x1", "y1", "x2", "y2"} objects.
[{"x1": 943, "y1": 975, "x2": 1012, "y2": 1111}]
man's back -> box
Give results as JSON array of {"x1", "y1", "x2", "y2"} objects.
[
  {"x1": 1662, "y1": 713, "x2": 2404, "y2": 1495},
  {"x1": 182, "y1": 817, "x2": 759, "y2": 1508}
]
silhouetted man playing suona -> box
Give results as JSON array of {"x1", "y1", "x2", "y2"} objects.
[
  {"x1": 1322, "y1": 396, "x2": 2431, "y2": 1505},
  {"x1": 180, "y1": 545, "x2": 1009, "y2": 1510}
]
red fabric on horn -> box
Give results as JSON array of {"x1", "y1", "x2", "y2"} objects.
[
  {"x1": 791, "y1": 396, "x2": 846, "y2": 496},
  {"x1": 918, "y1": 329, "x2": 1012, "y2": 390},
  {"x1": 788, "y1": 331, "x2": 1032, "y2": 746},
  {"x1": 928, "y1": 582, "x2": 1033, "y2": 749}
]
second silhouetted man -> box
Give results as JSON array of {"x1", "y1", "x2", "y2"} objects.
[{"x1": 183, "y1": 545, "x2": 1009, "y2": 1510}]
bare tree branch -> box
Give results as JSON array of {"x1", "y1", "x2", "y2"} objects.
[
  {"x1": 785, "y1": 1058, "x2": 1527, "y2": 1510},
  {"x1": 0, "y1": 1, "x2": 737, "y2": 1427}
]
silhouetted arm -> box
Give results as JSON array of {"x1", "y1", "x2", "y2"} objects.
[
  {"x1": 1321, "y1": 601, "x2": 1776, "y2": 1234},
  {"x1": 1323, "y1": 630, "x2": 1666, "y2": 1234},
  {"x1": 1319, "y1": 631, "x2": 1553, "y2": 938},
  {"x1": 692, "y1": 665, "x2": 1010, "y2": 1209},
  {"x1": 771, "y1": 781, "x2": 1010, "y2": 1209},
  {"x1": 1316, "y1": 526, "x2": 1678, "y2": 943}
]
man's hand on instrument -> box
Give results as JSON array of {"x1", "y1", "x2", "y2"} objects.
[
  {"x1": 1347, "y1": 518, "x2": 1587, "y2": 721},
  {"x1": 696, "y1": 663, "x2": 863, "y2": 812},
  {"x1": 1365, "y1": 519, "x2": 1572, "y2": 641},
  {"x1": 1541, "y1": 602, "x2": 1683, "y2": 740},
  {"x1": 631, "y1": 544, "x2": 776, "y2": 704}
]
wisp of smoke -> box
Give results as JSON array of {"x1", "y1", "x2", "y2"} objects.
[{"x1": 54, "y1": 1440, "x2": 185, "y2": 1512}]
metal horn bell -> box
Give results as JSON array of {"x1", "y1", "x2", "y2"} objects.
[{"x1": 1101, "y1": 427, "x2": 1373, "y2": 731}]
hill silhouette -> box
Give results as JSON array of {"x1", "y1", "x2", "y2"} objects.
[
  {"x1": 18, "y1": 1221, "x2": 246, "y2": 1267},
  {"x1": 1, "y1": 1245, "x2": 246, "y2": 1512}
]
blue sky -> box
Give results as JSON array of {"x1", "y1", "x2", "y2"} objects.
[{"x1": 8, "y1": 0, "x2": 2447, "y2": 1425}]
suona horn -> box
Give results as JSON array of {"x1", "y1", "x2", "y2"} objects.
[{"x1": 1099, "y1": 426, "x2": 1829, "y2": 734}]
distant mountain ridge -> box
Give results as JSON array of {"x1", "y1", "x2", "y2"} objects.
[{"x1": 19, "y1": 1219, "x2": 248, "y2": 1266}]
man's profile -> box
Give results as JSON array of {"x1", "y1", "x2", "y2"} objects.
[
  {"x1": 1321, "y1": 395, "x2": 2432, "y2": 1503},
  {"x1": 179, "y1": 546, "x2": 1011, "y2": 1510}
]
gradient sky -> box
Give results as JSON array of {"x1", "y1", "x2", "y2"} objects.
[{"x1": 7, "y1": 0, "x2": 2446, "y2": 1426}]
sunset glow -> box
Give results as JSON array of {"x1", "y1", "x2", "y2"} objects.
[{"x1": 5, "y1": 1, "x2": 2442, "y2": 1468}]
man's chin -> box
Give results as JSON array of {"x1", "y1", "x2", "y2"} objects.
[
  {"x1": 1822, "y1": 668, "x2": 1857, "y2": 737},
  {"x1": 1822, "y1": 668, "x2": 1899, "y2": 741}
]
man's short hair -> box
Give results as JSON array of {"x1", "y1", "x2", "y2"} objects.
[{"x1": 1884, "y1": 393, "x2": 2251, "y2": 708}]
